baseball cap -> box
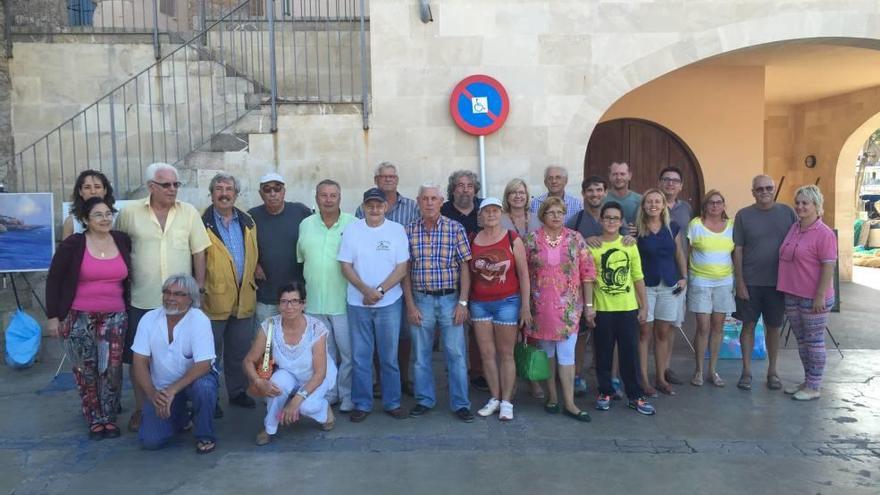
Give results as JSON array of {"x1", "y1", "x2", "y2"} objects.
[
  {"x1": 259, "y1": 172, "x2": 285, "y2": 185},
  {"x1": 479, "y1": 197, "x2": 503, "y2": 211},
  {"x1": 362, "y1": 187, "x2": 387, "y2": 202}
]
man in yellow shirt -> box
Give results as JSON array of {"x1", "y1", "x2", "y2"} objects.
[{"x1": 116, "y1": 162, "x2": 212, "y2": 432}]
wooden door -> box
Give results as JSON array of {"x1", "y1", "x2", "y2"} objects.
[{"x1": 584, "y1": 119, "x2": 704, "y2": 212}]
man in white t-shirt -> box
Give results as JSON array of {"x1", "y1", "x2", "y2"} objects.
[
  {"x1": 338, "y1": 188, "x2": 409, "y2": 423},
  {"x1": 131, "y1": 274, "x2": 218, "y2": 454}
]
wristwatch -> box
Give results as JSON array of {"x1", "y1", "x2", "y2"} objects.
[
  {"x1": 458, "y1": 300, "x2": 468, "y2": 308},
  {"x1": 376, "y1": 285, "x2": 385, "y2": 295},
  {"x1": 296, "y1": 389, "x2": 310, "y2": 399}
]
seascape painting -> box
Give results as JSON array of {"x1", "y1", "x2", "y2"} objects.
[{"x1": 0, "y1": 193, "x2": 55, "y2": 272}]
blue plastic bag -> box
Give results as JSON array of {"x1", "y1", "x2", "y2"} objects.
[
  {"x1": 719, "y1": 315, "x2": 768, "y2": 360},
  {"x1": 5, "y1": 309, "x2": 41, "y2": 368}
]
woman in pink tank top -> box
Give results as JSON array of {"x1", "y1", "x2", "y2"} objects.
[{"x1": 46, "y1": 197, "x2": 132, "y2": 440}]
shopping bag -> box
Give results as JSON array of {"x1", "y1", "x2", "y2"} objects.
[
  {"x1": 716, "y1": 315, "x2": 768, "y2": 360},
  {"x1": 5, "y1": 309, "x2": 41, "y2": 369},
  {"x1": 515, "y1": 341, "x2": 551, "y2": 381}
]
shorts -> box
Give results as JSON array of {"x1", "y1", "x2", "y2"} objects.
[
  {"x1": 470, "y1": 295, "x2": 520, "y2": 325},
  {"x1": 734, "y1": 285, "x2": 785, "y2": 328},
  {"x1": 537, "y1": 333, "x2": 579, "y2": 366},
  {"x1": 687, "y1": 283, "x2": 735, "y2": 314},
  {"x1": 645, "y1": 282, "x2": 682, "y2": 323}
]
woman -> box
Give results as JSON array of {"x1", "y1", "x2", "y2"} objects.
[
  {"x1": 499, "y1": 178, "x2": 544, "y2": 399},
  {"x1": 500, "y1": 178, "x2": 541, "y2": 238},
  {"x1": 777, "y1": 185, "x2": 837, "y2": 401},
  {"x1": 590, "y1": 202, "x2": 654, "y2": 415},
  {"x1": 523, "y1": 196, "x2": 596, "y2": 422},
  {"x1": 245, "y1": 282, "x2": 338, "y2": 445},
  {"x1": 45, "y1": 197, "x2": 132, "y2": 439},
  {"x1": 635, "y1": 189, "x2": 687, "y2": 396},
  {"x1": 469, "y1": 197, "x2": 531, "y2": 421},
  {"x1": 62, "y1": 170, "x2": 116, "y2": 239},
  {"x1": 687, "y1": 190, "x2": 735, "y2": 387}
]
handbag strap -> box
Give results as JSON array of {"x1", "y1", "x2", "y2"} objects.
[{"x1": 259, "y1": 318, "x2": 274, "y2": 372}]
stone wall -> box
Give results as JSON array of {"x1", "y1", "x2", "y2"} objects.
[
  {"x1": 0, "y1": 2, "x2": 13, "y2": 188},
  {"x1": 8, "y1": 0, "x2": 67, "y2": 32}
]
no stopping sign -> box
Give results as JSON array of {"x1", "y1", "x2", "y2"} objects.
[{"x1": 449, "y1": 75, "x2": 510, "y2": 136}]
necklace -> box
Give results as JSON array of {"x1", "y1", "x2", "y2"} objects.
[{"x1": 545, "y1": 231, "x2": 562, "y2": 247}]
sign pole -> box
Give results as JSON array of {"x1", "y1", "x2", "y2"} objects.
[{"x1": 478, "y1": 135, "x2": 487, "y2": 196}]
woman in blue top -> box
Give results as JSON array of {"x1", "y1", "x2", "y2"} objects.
[{"x1": 635, "y1": 189, "x2": 688, "y2": 396}]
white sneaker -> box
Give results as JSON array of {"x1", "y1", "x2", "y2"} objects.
[
  {"x1": 477, "y1": 398, "x2": 501, "y2": 417},
  {"x1": 499, "y1": 401, "x2": 514, "y2": 421},
  {"x1": 784, "y1": 382, "x2": 805, "y2": 395}
]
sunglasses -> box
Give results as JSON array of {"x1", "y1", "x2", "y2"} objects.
[
  {"x1": 261, "y1": 185, "x2": 284, "y2": 193},
  {"x1": 151, "y1": 180, "x2": 182, "y2": 189}
]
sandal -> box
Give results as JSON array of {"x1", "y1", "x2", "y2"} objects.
[
  {"x1": 255, "y1": 430, "x2": 272, "y2": 446},
  {"x1": 196, "y1": 439, "x2": 216, "y2": 454},
  {"x1": 89, "y1": 423, "x2": 105, "y2": 441},
  {"x1": 127, "y1": 409, "x2": 142, "y2": 433},
  {"x1": 737, "y1": 374, "x2": 752, "y2": 391},
  {"x1": 766, "y1": 375, "x2": 783, "y2": 390},
  {"x1": 543, "y1": 401, "x2": 560, "y2": 414},
  {"x1": 690, "y1": 372, "x2": 704, "y2": 387},
  {"x1": 656, "y1": 383, "x2": 676, "y2": 396},
  {"x1": 320, "y1": 406, "x2": 336, "y2": 431},
  {"x1": 529, "y1": 382, "x2": 546, "y2": 400},
  {"x1": 708, "y1": 372, "x2": 725, "y2": 388},
  {"x1": 103, "y1": 422, "x2": 121, "y2": 439},
  {"x1": 643, "y1": 385, "x2": 659, "y2": 398}
]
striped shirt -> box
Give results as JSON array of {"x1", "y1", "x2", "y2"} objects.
[
  {"x1": 355, "y1": 192, "x2": 420, "y2": 226},
  {"x1": 405, "y1": 216, "x2": 472, "y2": 291},
  {"x1": 529, "y1": 192, "x2": 583, "y2": 224},
  {"x1": 212, "y1": 208, "x2": 245, "y2": 284},
  {"x1": 687, "y1": 218, "x2": 734, "y2": 287}
]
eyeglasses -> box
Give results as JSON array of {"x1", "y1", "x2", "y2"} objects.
[
  {"x1": 753, "y1": 186, "x2": 774, "y2": 193},
  {"x1": 602, "y1": 216, "x2": 622, "y2": 222},
  {"x1": 151, "y1": 180, "x2": 181, "y2": 189},
  {"x1": 544, "y1": 210, "x2": 565, "y2": 217},
  {"x1": 261, "y1": 185, "x2": 284, "y2": 193},
  {"x1": 376, "y1": 174, "x2": 398, "y2": 181},
  {"x1": 660, "y1": 177, "x2": 682, "y2": 184},
  {"x1": 162, "y1": 289, "x2": 189, "y2": 297},
  {"x1": 707, "y1": 200, "x2": 724, "y2": 206},
  {"x1": 89, "y1": 212, "x2": 113, "y2": 220},
  {"x1": 279, "y1": 298, "x2": 304, "y2": 306}
]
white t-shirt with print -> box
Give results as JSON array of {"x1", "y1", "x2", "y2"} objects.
[{"x1": 337, "y1": 218, "x2": 409, "y2": 308}]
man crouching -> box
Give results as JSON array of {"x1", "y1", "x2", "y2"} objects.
[{"x1": 131, "y1": 274, "x2": 218, "y2": 454}]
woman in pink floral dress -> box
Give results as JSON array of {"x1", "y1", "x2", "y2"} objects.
[{"x1": 523, "y1": 197, "x2": 596, "y2": 422}]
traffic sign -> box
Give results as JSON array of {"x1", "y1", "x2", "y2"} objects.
[{"x1": 449, "y1": 75, "x2": 510, "y2": 136}]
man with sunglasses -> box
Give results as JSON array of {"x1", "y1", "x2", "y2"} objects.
[
  {"x1": 732, "y1": 175, "x2": 796, "y2": 392},
  {"x1": 247, "y1": 173, "x2": 313, "y2": 325},
  {"x1": 116, "y1": 162, "x2": 212, "y2": 432}
]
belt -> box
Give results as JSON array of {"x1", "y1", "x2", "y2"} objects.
[{"x1": 417, "y1": 288, "x2": 457, "y2": 296}]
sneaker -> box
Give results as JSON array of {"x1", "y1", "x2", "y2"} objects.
[
  {"x1": 455, "y1": 407, "x2": 475, "y2": 423},
  {"x1": 498, "y1": 401, "x2": 514, "y2": 421},
  {"x1": 784, "y1": 382, "x2": 805, "y2": 395},
  {"x1": 574, "y1": 376, "x2": 588, "y2": 397},
  {"x1": 470, "y1": 376, "x2": 490, "y2": 392},
  {"x1": 791, "y1": 388, "x2": 821, "y2": 401},
  {"x1": 595, "y1": 394, "x2": 612, "y2": 411},
  {"x1": 611, "y1": 378, "x2": 624, "y2": 400},
  {"x1": 477, "y1": 398, "x2": 501, "y2": 417},
  {"x1": 628, "y1": 397, "x2": 656, "y2": 415}
]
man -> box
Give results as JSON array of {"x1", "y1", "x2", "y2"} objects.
[
  {"x1": 116, "y1": 162, "x2": 212, "y2": 432},
  {"x1": 132, "y1": 274, "x2": 217, "y2": 453},
  {"x1": 529, "y1": 165, "x2": 583, "y2": 223},
  {"x1": 297, "y1": 179, "x2": 357, "y2": 412},
  {"x1": 248, "y1": 172, "x2": 313, "y2": 324},
  {"x1": 338, "y1": 188, "x2": 410, "y2": 422},
  {"x1": 658, "y1": 166, "x2": 693, "y2": 386},
  {"x1": 201, "y1": 173, "x2": 258, "y2": 411},
  {"x1": 355, "y1": 162, "x2": 419, "y2": 392},
  {"x1": 439, "y1": 170, "x2": 486, "y2": 391},
  {"x1": 733, "y1": 175, "x2": 797, "y2": 391},
  {"x1": 403, "y1": 183, "x2": 474, "y2": 423},
  {"x1": 606, "y1": 161, "x2": 642, "y2": 227}
]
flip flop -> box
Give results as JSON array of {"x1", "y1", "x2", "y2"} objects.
[
  {"x1": 563, "y1": 409, "x2": 592, "y2": 422},
  {"x1": 543, "y1": 402, "x2": 560, "y2": 414},
  {"x1": 766, "y1": 375, "x2": 783, "y2": 390},
  {"x1": 196, "y1": 439, "x2": 216, "y2": 454}
]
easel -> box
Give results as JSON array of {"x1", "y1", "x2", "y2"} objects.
[{"x1": 780, "y1": 316, "x2": 844, "y2": 359}]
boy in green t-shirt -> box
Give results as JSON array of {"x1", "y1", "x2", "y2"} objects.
[{"x1": 589, "y1": 202, "x2": 655, "y2": 415}]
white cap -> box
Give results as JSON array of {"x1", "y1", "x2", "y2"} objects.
[
  {"x1": 259, "y1": 172, "x2": 285, "y2": 185},
  {"x1": 479, "y1": 197, "x2": 503, "y2": 211}
]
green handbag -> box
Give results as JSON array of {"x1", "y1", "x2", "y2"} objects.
[{"x1": 514, "y1": 340, "x2": 551, "y2": 381}]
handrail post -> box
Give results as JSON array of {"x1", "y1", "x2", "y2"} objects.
[
  {"x1": 108, "y1": 93, "x2": 120, "y2": 189},
  {"x1": 267, "y1": 0, "x2": 278, "y2": 133},
  {"x1": 199, "y1": 0, "x2": 207, "y2": 46},
  {"x1": 358, "y1": 0, "x2": 369, "y2": 130},
  {"x1": 152, "y1": 0, "x2": 161, "y2": 59},
  {"x1": 4, "y1": 0, "x2": 13, "y2": 59}
]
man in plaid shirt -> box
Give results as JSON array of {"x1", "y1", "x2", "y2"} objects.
[{"x1": 403, "y1": 183, "x2": 475, "y2": 422}]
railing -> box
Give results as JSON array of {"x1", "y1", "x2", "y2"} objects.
[{"x1": 7, "y1": 2, "x2": 258, "y2": 201}]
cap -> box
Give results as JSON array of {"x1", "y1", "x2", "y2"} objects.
[
  {"x1": 259, "y1": 172, "x2": 285, "y2": 185},
  {"x1": 479, "y1": 197, "x2": 503, "y2": 211},
  {"x1": 362, "y1": 187, "x2": 387, "y2": 202}
]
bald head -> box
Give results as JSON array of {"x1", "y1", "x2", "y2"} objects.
[{"x1": 751, "y1": 174, "x2": 776, "y2": 208}]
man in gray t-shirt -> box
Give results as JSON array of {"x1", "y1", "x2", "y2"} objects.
[
  {"x1": 732, "y1": 174, "x2": 796, "y2": 391},
  {"x1": 248, "y1": 173, "x2": 313, "y2": 323}
]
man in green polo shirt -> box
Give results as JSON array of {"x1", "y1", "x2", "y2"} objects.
[{"x1": 296, "y1": 179, "x2": 357, "y2": 412}]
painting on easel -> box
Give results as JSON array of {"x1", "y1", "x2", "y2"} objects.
[{"x1": 0, "y1": 193, "x2": 55, "y2": 272}]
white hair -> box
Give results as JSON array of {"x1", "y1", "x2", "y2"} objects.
[
  {"x1": 374, "y1": 161, "x2": 398, "y2": 177},
  {"x1": 144, "y1": 162, "x2": 179, "y2": 184},
  {"x1": 418, "y1": 182, "x2": 443, "y2": 198},
  {"x1": 162, "y1": 273, "x2": 201, "y2": 308}
]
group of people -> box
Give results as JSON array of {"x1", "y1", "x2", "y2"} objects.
[{"x1": 44, "y1": 159, "x2": 837, "y2": 454}]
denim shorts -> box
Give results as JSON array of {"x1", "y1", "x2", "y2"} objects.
[{"x1": 470, "y1": 295, "x2": 521, "y2": 325}]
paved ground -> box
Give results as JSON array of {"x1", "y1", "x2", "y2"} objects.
[{"x1": 2, "y1": 272, "x2": 880, "y2": 494}]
